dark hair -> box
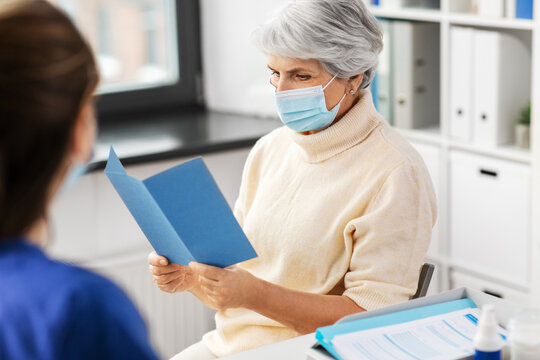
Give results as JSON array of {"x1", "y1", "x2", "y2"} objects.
[{"x1": 0, "y1": 0, "x2": 99, "y2": 238}]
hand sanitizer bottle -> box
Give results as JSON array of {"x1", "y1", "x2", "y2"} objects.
[{"x1": 474, "y1": 304, "x2": 505, "y2": 360}]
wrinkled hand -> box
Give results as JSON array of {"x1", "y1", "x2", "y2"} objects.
[
  {"x1": 148, "y1": 252, "x2": 196, "y2": 293},
  {"x1": 190, "y1": 262, "x2": 260, "y2": 311}
]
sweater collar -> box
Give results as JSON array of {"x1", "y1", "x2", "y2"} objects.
[{"x1": 287, "y1": 91, "x2": 382, "y2": 163}]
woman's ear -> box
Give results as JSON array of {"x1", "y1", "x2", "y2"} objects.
[
  {"x1": 348, "y1": 74, "x2": 364, "y2": 94},
  {"x1": 70, "y1": 101, "x2": 96, "y2": 164}
]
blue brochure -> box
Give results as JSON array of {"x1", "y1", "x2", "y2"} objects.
[
  {"x1": 316, "y1": 298, "x2": 477, "y2": 360},
  {"x1": 104, "y1": 147, "x2": 258, "y2": 267}
]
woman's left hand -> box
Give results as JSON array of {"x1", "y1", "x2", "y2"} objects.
[{"x1": 189, "y1": 262, "x2": 261, "y2": 311}]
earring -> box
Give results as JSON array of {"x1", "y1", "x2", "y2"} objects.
[{"x1": 349, "y1": 90, "x2": 355, "y2": 95}]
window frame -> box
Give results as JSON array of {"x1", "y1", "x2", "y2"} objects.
[{"x1": 96, "y1": 0, "x2": 202, "y2": 118}]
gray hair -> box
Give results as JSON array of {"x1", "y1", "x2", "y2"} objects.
[{"x1": 253, "y1": 0, "x2": 383, "y2": 90}]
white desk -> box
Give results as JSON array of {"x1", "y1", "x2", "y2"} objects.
[{"x1": 219, "y1": 334, "x2": 316, "y2": 360}]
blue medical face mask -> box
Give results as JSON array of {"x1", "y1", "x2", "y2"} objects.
[
  {"x1": 274, "y1": 75, "x2": 347, "y2": 132},
  {"x1": 59, "y1": 110, "x2": 97, "y2": 194},
  {"x1": 59, "y1": 148, "x2": 94, "y2": 194},
  {"x1": 59, "y1": 162, "x2": 88, "y2": 194}
]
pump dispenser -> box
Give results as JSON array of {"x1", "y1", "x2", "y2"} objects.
[{"x1": 474, "y1": 304, "x2": 505, "y2": 360}]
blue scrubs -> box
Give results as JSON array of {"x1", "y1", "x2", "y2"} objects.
[{"x1": 0, "y1": 239, "x2": 159, "y2": 360}]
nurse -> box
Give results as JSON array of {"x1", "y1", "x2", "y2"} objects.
[
  {"x1": 0, "y1": 2, "x2": 158, "y2": 359},
  {"x1": 149, "y1": 0, "x2": 437, "y2": 358}
]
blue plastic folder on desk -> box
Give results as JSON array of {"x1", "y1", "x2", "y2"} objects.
[
  {"x1": 104, "y1": 147, "x2": 257, "y2": 267},
  {"x1": 315, "y1": 298, "x2": 477, "y2": 360}
]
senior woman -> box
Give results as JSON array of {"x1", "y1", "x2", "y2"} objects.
[{"x1": 149, "y1": 0, "x2": 437, "y2": 359}]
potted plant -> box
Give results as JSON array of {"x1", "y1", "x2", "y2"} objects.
[{"x1": 516, "y1": 101, "x2": 531, "y2": 149}]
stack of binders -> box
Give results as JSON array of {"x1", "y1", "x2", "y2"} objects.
[
  {"x1": 377, "y1": 0, "x2": 440, "y2": 8},
  {"x1": 373, "y1": 20, "x2": 393, "y2": 125},
  {"x1": 372, "y1": 20, "x2": 440, "y2": 130},
  {"x1": 457, "y1": 0, "x2": 533, "y2": 19},
  {"x1": 449, "y1": 27, "x2": 531, "y2": 147}
]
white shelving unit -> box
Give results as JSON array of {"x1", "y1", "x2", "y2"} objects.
[
  {"x1": 371, "y1": 1, "x2": 540, "y2": 305},
  {"x1": 530, "y1": 0, "x2": 540, "y2": 305}
]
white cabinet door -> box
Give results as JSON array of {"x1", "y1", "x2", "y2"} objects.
[
  {"x1": 449, "y1": 150, "x2": 531, "y2": 286},
  {"x1": 410, "y1": 141, "x2": 441, "y2": 259},
  {"x1": 49, "y1": 173, "x2": 99, "y2": 261},
  {"x1": 201, "y1": 149, "x2": 251, "y2": 207},
  {"x1": 450, "y1": 270, "x2": 529, "y2": 306}
]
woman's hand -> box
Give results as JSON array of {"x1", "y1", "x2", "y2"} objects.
[
  {"x1": 189, "y1": 262, "x2": 261, "y2": 311},
  {"x1": 148, "y1": 252, "x2": 196, "y2": 293}
]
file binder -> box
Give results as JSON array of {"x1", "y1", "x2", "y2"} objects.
[
  {"x1": 516, "y1": 0, "x2": 533, "y2": 19},
  {"x1": 478, "y1": 0, "x2": 504, "y2": 18},
  {"x1": 104, "y1": 147, "x2": 258, "y2": 268},
  {"x1": 371, "y1": 73, "x2": 379, "y2": 110},
  {"x1": 451, "y1": 0, "x2": 472, "y2": 13},
  {"x1": 450, "y1": 27, "x2": 474, "y2": 142},
  {"x1": 379, "y1": 0, "x2": 408, "y2": 8},
  {"x1": 376, "y1": 19, "x2": 394, "y2": 125},
  {"x1": 379, "y1": 0, "x2": 438, "y2": 7},
  {"x1": 506, "y1": 0, "x2": 517, "y2": 18},
  {"x1": 472, "y1": 30, "x2": 531, "y2": 147},
  {"x1": 392, "y1": 22, "x2": 439, "y2": 130},
  {"x1": 315, "y1": 298, "x2": 477, "y2": 360}
]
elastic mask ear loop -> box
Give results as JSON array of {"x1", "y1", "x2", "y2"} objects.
[
  {"x1": 322, "y1": 75, "x2": 338, "y2": 90},
  {"x1": 337, "y1": 92, "x2": 347, "y2": 105},
  {"x1": 323, "y1": 75, "x2": 347, "y2": 108}
]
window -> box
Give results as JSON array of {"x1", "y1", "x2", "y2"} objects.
[{"x1": 51, "y1": 0, "x2": 201, "y2": 115}]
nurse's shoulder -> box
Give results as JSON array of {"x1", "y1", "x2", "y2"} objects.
[{"x1": 0, "y1": 241, "x2": 158, "y2": 360}]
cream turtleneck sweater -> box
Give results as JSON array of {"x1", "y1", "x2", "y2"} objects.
[{"x1": 203, "y1": 92, "x2": 437, "y2": 357}]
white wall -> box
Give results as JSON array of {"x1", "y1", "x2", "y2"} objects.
[{"x1": 200, "y1": 0, "x2": 291, "y2": 117}]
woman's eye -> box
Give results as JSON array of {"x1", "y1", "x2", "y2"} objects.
[
  {"x1": 271, "y1": 71, "x2": 280, "y2": 77},
  {"x1": 297, "y1": 74, "x2": 311, "y2": 80}
]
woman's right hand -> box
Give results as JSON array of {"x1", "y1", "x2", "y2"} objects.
[{"x1": 148, "y1": 252, "x2": 197, "y2": 293}]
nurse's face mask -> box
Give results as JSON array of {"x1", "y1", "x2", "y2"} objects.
[
  {"x1": 273, "y1": 75, "x2": 347, "y2": 132},
  {"x1": 59, "y1": 105, "x2": 97, "y2": 194}
]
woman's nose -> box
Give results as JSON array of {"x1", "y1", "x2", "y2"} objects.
[{"x1": 274, "y1": 79, "x2": 294, "y2": 92}]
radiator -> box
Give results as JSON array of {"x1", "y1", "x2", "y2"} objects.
[{"x1": 84, "y1": 251, "x2": 216, "y2": 359}]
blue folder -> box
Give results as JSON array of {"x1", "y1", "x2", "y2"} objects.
[
  {"x1": 315, "y1": 298, "x2": 478, "y2": 360},
  {"x1": 516, "y1": 0, "x2": 533, "y2": 20},
  {"x1": 104, "y1": 147, "x2": 258, "y2": 267}
]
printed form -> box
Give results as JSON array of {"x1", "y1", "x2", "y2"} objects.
[{"x1": 331, "y1": 308, "x2": 506, "y2": 360}]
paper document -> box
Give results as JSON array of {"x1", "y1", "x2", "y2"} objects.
[
  {"x1": 104, "y1": 147, "x2": 258, "y2": 267},
  {"x1": 332, "y1": 308, "x2": 506, "y2": 360}
]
